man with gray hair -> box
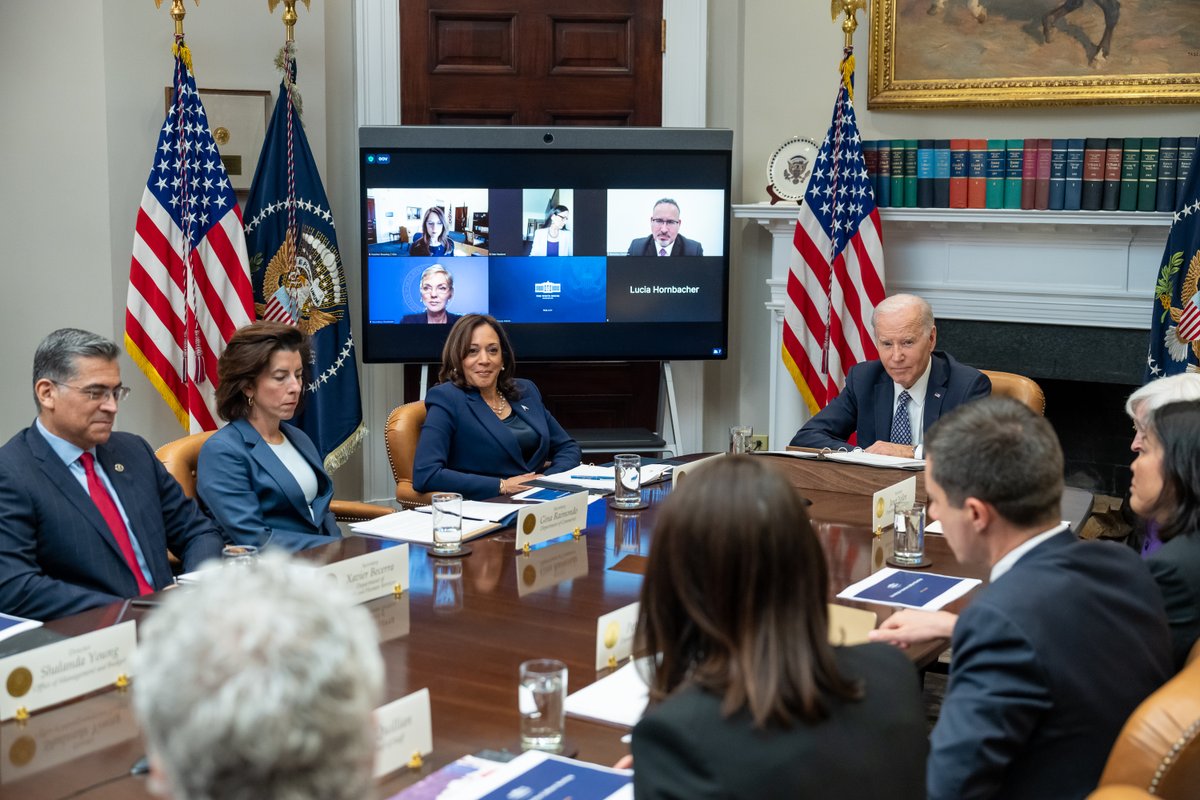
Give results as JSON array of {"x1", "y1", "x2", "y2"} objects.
[
  {"x1": 0, "y1": 328, "x2": 223, "y2": 620},
  {"x1": 790, "y1": 293, "x2": 991, "y2": 456},
  {"x1": 134, "y1": 555, "x2": 383, "y2": 800}
]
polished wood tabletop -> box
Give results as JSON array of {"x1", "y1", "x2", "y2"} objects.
[{"x1": 1, "y1": 456, "x2": 993, "y2": 799}]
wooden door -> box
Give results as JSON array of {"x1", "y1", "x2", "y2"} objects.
[{"x1": 400, "y1": 0, "x2": 664, "y2": 126}]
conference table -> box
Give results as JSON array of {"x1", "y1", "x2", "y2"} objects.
[{"x1": 1, "y1": 454, "x2": 1085, "y2": 799}]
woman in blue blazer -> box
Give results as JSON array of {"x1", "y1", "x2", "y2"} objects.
[
  {"x1": 412, "y1": 314, "x2": 581, "y2": 500},
  {"x1": 198, "y1": 322, "x2": 341, "y2": 552}
]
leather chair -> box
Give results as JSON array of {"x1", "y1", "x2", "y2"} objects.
[
  {"x1": 980, "y1": 369, "x2": 1046, "y2": 415},
  {"x1": 385, "y1": 402, "x2": 434, "y2": 508},
  {"x1": 1092, "y1": 640, "x2": 1200, "y2": 799},
  {"x1": 155, "y1": 431, "x2": 392, "y2": 522}
]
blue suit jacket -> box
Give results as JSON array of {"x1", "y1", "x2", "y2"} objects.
[
  {"x1": 0, "y1": 426, "x2": 224, "y2": 621},
  {"x1": 197, "y1": 418, "x2": 340, "y2": 552},
  {"x1": 789, "y1": 351, "x2": 991, "y2": 449},
  {"x1": 413, "y1": 378, "x2": 582, "y2": 500},
  {"x1": 929, "y1": 530, "x2": 1173, "y2": 800}
]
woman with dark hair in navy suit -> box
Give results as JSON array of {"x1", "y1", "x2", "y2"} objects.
[
  {"x1": 198, "y1": 322, "x2": 341, "y2": 552},
  {"x1": 412, "y1": 314, "x2": 581, "y2": 500}
]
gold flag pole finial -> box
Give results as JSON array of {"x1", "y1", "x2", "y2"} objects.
[
  {"x1": 830, "y1": 0, "x2": 867, "y2": 49},
  {"x1": 154, "y1": 0, "x2": 199, "y2": 38},
  {"x1": 269, "y1": 0, "x2": 312, "y2": 43}
]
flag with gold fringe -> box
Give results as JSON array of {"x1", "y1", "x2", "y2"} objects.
[{"x1": 1147, "y1": 138, "x2": 1200, "y2": 380}]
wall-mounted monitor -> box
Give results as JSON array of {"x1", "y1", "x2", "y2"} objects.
[{"x1": 359, "y1": 126, "x2": 732, "y2": 363}]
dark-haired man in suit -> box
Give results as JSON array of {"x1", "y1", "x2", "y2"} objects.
[
  {"x1": 0, "y1": 328, "x2": 223, "y2": 620},
  {"x1": 789, "y1": 293, "x2": 990, "y2": 456},
  {"x1": 627, "y1": 198, "x2": 704, "y2": 257}
]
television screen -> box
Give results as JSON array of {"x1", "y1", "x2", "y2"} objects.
[{"x1": 359, "y1": 126, "x2": 732, "y2": 363}]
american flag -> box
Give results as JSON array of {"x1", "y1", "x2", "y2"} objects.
[
  {"x1": 782, "y1": 49, "x2": 885, "y2": 414},
  {"x1": 262, "y1": 285, "x2": 300, "y2": 325},
  {"x1": 125, "y1": 43, "x2": 254, "y2": 432}
]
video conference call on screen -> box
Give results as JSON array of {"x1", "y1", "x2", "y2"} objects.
[{"x1": 359, "y1": 130, "x2": 733, "y2": 364}]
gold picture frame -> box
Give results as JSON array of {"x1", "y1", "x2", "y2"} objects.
[
  {"x1": 867, "y1": 0, "x2": 1200, "y2": 109},
  {"x1": 163, "y1": 87, "x2": 271, "y2": 190}
]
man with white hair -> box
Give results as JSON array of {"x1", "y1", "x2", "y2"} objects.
[
  {"x1": 790, "y1": 294, "x2": 991, "y2": 456},
  {"x1": 133, "y1": 555, "x2": 383, "y2": 800}
]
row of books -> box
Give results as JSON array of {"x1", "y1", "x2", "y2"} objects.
[{"x1": 863, "y1": 138, "x2": 1197, "y2": 213}]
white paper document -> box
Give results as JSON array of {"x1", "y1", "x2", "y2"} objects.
[
  {"x1": 0, "y1": 613, "x2": 42, "y2": 644},
  {"x1": 823, "y1": 451, "x2": 925, "y2": 469},
  {"x1": 761, "y1": 449, "x2": 822, "y2": 459},
  {"x1": 837, "y1": 567, "x2": 981, "y2": 611},
  {"x1": 564, "y1": 660, "x2": 650, "y2": 729},
  {"x1": 538, "y1": 464, "x2": 672, "y2": 492},
  {"x1": 350, "y1": 510, "x2": 497, "y2": 544},
  {"x1": 414, "y1": 501, "x2": 517, "y2": 523}
]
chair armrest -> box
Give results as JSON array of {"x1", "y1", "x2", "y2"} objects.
[{"x1": 331, "y1": 500, "x2": 395, "y2": 522}]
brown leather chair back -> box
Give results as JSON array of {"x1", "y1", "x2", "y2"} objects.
[
  {"x1": 385, "y1": 402, "x2": 434, "y2": 508},
  {"x1": 1095, "y1": 644, "x2": 1200, "y2": 798},
  {"x1": 155, "y1": 431, "x2": 217, "y2": 498},
  {"x1": 980, "y1": 369, "x2": 1046, "y2": 416},
  {"x1": 1088, "y1": 788, "x2": 1156, "y2": 800}
]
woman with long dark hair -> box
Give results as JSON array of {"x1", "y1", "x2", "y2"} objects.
[
  {"x1": 630, "y1": 456, "x2": 927, "y2": 799},
  {"x1": 409, "y1": 206, "x2": 458, "y2": 257}
]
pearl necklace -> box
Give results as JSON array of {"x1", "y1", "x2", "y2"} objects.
[{"x1": 485, "y1": 394, "x2": 508, "y2": 416}]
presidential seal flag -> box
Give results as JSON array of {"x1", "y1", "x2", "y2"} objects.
[
  {"x1": 782, "y1": 46, "x2": 885, "y2": 414},
  {"x1": 244, "y1": 47, "x2": 364, "y2": 470},
  {"x1": 125, "y1": 39, "x2": 255, "y2": 433},
  {"x1": 1148, "y1": 142, "x2": 1200, "y2": 380}
]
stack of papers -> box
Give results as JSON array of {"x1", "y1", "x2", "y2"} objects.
[
  {"x1": 538, "y1": 464, "x2": 673, "y2": 493},
  {"x1": 823, "y1": 451, "x2": 925, "y2": 469},
  {"x1": 349, "y1": 510, "x2": 499, "y2": 544},
  {"x1": 414, "y1": 501, "x2": 517, "y2": 524},
  {"x1": 564, "y1": 660, "x2": 650, "y2": 729}
]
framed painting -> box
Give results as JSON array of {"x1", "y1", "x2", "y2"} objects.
[{"x1": 868, "y1": 0, "x2": 1200, "y2": 108}]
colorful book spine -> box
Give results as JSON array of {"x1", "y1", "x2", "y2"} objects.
[
  {"x1": 1178, "y1": 137, "x2": 1197, "y2": 211},
  {"x1": 1138, "y1": 137, "x2": 1160, "y2": 212},
  {"x1": 877, "y1": 140, "x2": 892, "y2": 208},
  {"x1": 933, "y1": 140, "x2": 951, "y2": 208},
  {"x1": 1034, "y1": 138, "x2": 1053, "y2": 210},
  {"x1": 890, "y1": 140, "x2": 905, "y2": 209},
  {"x1": 949, "y1": 139, "x2": 969, "y2": 209},
  {"x1": 1101, "y1": 138, "x2": 1123, "y2": 211},
  {"x1": 1064, "y1": 138, "x2": 1085, "y2": 211},
  {"x1": 1004, "y1": 139, "x2": 1024, "y2": 209},
  {"x1": 1021, "y1": 139, "x2": 1038, "y2": 210},
  {"x1": 1048, "y1": 139, "x2": 1067, "y2": 211},
  {"x1": 903, "y1": 140, "x2": 919, "y2": 208},
  {"x1": 1119, "y1": 138, "x2": 1141, "y2": 212},
  {"x1": 863, "y1": 140, "x2": 880, "y2": 202},
  {"x1": 1157, "y1": 137, "x2": 1180, "y2": 212},
  {"x1": 1081, "y1": 137, "x2": 1106, "y2": 211},
  {"x1": 985, "y1": 139, "x2": 1006, "y2": 209},
  {"x1": 967, "y1": 139, "x2": 987, "y2": 209},
  {"x1": 917, "y1": 139, "x2": 935, "y2": 208}
]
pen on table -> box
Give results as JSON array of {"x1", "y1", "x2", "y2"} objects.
[{"x1": 568, "y1": 475, "x2": 611, "y2": 481}]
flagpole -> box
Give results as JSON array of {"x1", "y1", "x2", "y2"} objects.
[
  {"x1": 268, "y1": 0, "x2": 313, "y2": 43},
  {"x1": 153, "y1": 0, "x2": 197, "y2": 37}
]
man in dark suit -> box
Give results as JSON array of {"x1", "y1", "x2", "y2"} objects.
[
  {"x1": 789, "y1": 293, "x2": 990, "y2": 456},
  {"x1": 0, "y1": 329, "x2": 224, "y2": 620},
  {"x1": 876, "y1": 398, "x2": 1172, "y2": 800},
  {"x1": 627, "y1": 198, "x2": 704, "y2": 256}
]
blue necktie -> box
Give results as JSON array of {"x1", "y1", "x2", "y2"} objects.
[{"x1": 891, "y1": 390, "x2": 913, "y2": 445}]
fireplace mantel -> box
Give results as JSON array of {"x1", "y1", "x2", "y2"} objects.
[{"x1": 733, "y1": 202, "x2": 1172, "y2": 447}]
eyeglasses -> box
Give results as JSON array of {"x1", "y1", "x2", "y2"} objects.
[
  {"x1": 54, "y1": 382, "x2": 131, "y2": 404},
  {"x1": 553, "y1": 213, "x2": 569, "y2": 221},
  {"x1": 650, "y1": 218, "x2": 681, "y2": 227}
]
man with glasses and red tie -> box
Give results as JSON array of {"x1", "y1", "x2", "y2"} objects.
[
  {"x1": 790, "y1": 294, "x2": 991, "y2": 457},
  {"x1": 0, "y1": 328, "x2": 223, "y2": 620},
  {"x1": 627, "y1": 198, "x2": 705, "y2": 257}
]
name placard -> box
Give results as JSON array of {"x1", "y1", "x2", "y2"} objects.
[
  {"x1": 373, "y1": 688, "x2": 433, "y2": 779},
  {"x1": 871, "y1": 475, "x2": 917, "y2": 533},
  {"x1": 517, "y1": 537, "x2": 589, "y2": 597},
  {"x1": 515, "y1": 491, "x2": 589, "y2": 551},
  {"x1": 319, "y1": 544, "x2": 410, "y2": 605},
  {"x1": 0, "y1": 621, "x2": 136, "y2": 721},
  {"x1": 1, "y1": 692, "x2": 137, "y2": 782},
  {"x1": 595, "y1": 601, "x2": 640, "y2": 671}
]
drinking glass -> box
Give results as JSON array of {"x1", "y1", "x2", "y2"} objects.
[
  {"x1": 431, "y1": 492, "x2": 463, "y2": 555},
  {"x1": 613, "y1": 454, "x2": 642, "y2": 509},
  {"x1": 729, "y1": 425, "x2": 753, "y2": 454},
  {"x1": 221, "y1": 544, "x2": 258, "y2": 566},
  {"x1": 519, "y1": 658, "x2": 567, "y2": 752},
  {"x1": 893, "y1": 502, "x2": 926, "y2": 566}
]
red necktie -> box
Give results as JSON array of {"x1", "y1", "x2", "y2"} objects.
[{"x1": 79, "y1": 453, "x2": 153, "y2": 596}]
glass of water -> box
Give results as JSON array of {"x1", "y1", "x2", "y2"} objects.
[
  {"x1": 729, "y1": 425, "x2": 753, "y2": 454},
  {"x1": 893, "y1": 502, "x2": 926, "y2": 566},
  {"x1": 613, "y1": 453, "x2": 642, "y2": 509},
  {"x1": 221, "y1": 544, "x2": 259, "y2": 566},
  {"x1": 431, "y1": 492, "x2": 463, "y2": 555},
  {"x1": 519, "y1": 658, "x2": 568, "y2": 752}
]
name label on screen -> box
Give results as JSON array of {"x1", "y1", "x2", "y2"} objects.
[
  {"x1": 374, "y1": 687, "x2": 433, "y2": 778},
  {"x1": 0, "y1": 621, "x2": 136, "y2": 722},
  {"x1": 320, "y1": 544, "x2": 410, "y2": 605},
  {"x1": 515, "y1": 491, "x2": 589, "y2": 551}
]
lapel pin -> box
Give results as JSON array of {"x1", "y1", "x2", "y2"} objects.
[
  {"x1": 521, "y1": 405, "x2": 529, "y2": 411},
  {"x1": 114, "y1": 463, "x2": 125, "y2": 473},
  {"x1": 934, "y1": 392, "x2": 942, "y2": 399}
]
